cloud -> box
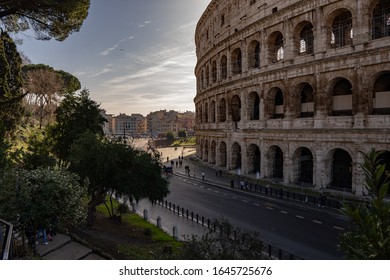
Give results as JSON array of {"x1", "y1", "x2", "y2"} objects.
[
  {"x1": 137, "y1": 20, "x2": 152, "y2": 28},
  {"x1": 99, "y1": 36, "x2": 135, "y2": 56}
]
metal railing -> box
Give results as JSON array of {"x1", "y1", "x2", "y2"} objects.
[
  {"x1": 0, "y1": 219, "x2": 13, "y2": 260},
  {"x1": 156, "y1": 199, "x2": 303, "y2": 260}
]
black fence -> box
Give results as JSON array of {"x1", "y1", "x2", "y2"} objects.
[
  {"x1": 156, "y1": 199, "x2": 303, "y2": 260},
  {"x1": 0, "y1": 219, "x2": 13, "y2": 260}
]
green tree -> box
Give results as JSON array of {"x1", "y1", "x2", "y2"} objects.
[
  {"x1": 0, "y1": 0, "x2": 90, "y2": 41},
  {"x1": 339, "y1": 148, "x2": 390, "y2": 259},
  {"x1": 68, "y1": 132, "x2": 169, "y2": 225},
  {"x1": 0, "y1": 31, "x2": 24, "y2": 137},
  {"x1": 166, "y1": 130, "x2": 175, "y2": 141},
  {"x1": 178, "y1": 130, "x2": 186, "y2": 138},
  {"x1": 0, "y1": 167, "x2": 87, "y2": 253},
  {"x1": 47, "y1": 89, "x2": 106, "y2": 165}
]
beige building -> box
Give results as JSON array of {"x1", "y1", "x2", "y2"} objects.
[
  {"x1": 147, "y1": 110, "x2": 195, "y2": 137},
  {"x1": 194, "y1": 0, "x2": 390, "y2": 196},
  {"x1": 112, "y1": 113, "x2": 147, "y2": 137}
]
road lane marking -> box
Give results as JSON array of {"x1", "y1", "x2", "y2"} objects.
[
  {"x1": 232, "y1": 196, "x2": 237, "y2": 199},
  {"x1": 207, "y1": 188, "x2": 212, "y2": 191},
  {"x1": 280, "y1": 211, "x2": 288, "y2": 214},
  {"x1": 313, "y1": 220, "x2": 322, "y2": 224},
  {"x1": 214, "y1": 190, "x2": 220, "y2": 193},
  {"x1": 296, "y1": 215, "x2": 305, "y2": 219},
  {"x1": 253, "y1": 203, "x2": 260, "y2": 206},
  {"x1": 241, "y1": 200, "x2": 248, "y2": 203},
  {"x1": 200, "y1": 186, "x2": 204, "y2": 188},
  {"x1": 266, "y1": 207, "x2": 273, "y2": 210},
  {"x1": 333, "y1": 226, "x2": 344, "y2": 231}
]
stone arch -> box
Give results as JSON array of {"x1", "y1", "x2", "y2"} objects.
[
  {"x1": 327, "y1": 9, "x2": 353, "y2": 48},
  {"x1": 266, "y1": 145, "x2": 284, "y2": 179},
  {"x1": 231, "y1": 142, "x2": 242, "y2": 170},
  {"x1": 204, "y1": 102, "x2": 209, "y2": 123},
  {"x1": 204, "y1": 139, "x2": 209, "y2": 162},
  {"x1": 372, "y1": 0, "x2": 390, "y2": 40},
  {"x1": 247, "y1": 144, "x2": 261, "y2": 174},
  {"x1": 231, "y1": 48, "x2": 242, "y2": 74},
  {"x1": 248, "y1": 40, "x2": 261, "y2": 68},
  {"x1": 325, "y1": 148, "x2": 353, "y2": 190},
  {"x1": 292, "y1": 147, "x2": 314, "y2": 185},
  {"x1": 373, "y1": 72, "x2": 390, "y2": 115},
  {"x1": 330, "y1": 78, "x2": 353, "y2": 116},
  {"x1": 230, "y1": 95, "x2": 241, "y2": 122},
  {"x1": 265, "y1": 87, "x2": 285, "y2": 119},
  {"x1": 218, "y1": 98, "x2": 227, "y2": 122},
  {"x1": 220, "y1": 55, "x2": 227, "y2": 79},
  {"x1": 294, "y1": 21, "x2": 314, "y2": 55},
  {"x1": 205, "y1": 65, "x2": 210, "y2": 87},
  {"x1": 248, "y1": 91, "x2": 260, "y2": 120},
  {"x1": 211, "y1": 60, "x2": 217, "y2": 83},
  {"x1": 298, "y1": 82, "x2": 315, "y2": 118},
  {"x1": 210, "y1": 100, "x2": 216, "y2": 123},
  {"x1": 219, "y1": 141, "x2": 227, "y2": 167},
  {"x1": 210, "y1": 140, "x2": 217, "y2": 164},
  {"x1": 268, "y1": 31, "x2": 284, "y2": 62}
]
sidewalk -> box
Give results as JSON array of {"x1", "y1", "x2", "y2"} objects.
[{"x1": 35, "y1": 233, "x2": 107, "y2": 260}]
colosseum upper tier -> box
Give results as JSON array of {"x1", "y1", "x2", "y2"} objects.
[{"x1": 194, "y1": 0, "x2": 390, "y2": 196}]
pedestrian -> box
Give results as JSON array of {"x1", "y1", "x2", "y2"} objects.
[
  {"x1": 230, "y1": 180, "x2": 234, "y2": 188},
  {"x1": 36, "y1": 227, "x2": 48, "y2": 245},
  {"x1": 240, "y1": 180, "x2": 244, "y2": 190},
  {"x1": 219, "y1": 170, "x2": 222, "y2": 177},
  {"x1": 193, "y1": 171, "x2": 196, "y2": 178},
  {"x1": 202, "y1": 172, "x2": 205, "y2": 180},
  {"x1": 176, "y1": 161, "x2": 178, "y2": 167}
]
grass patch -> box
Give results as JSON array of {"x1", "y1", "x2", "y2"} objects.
[
  {"x1": 171, "y1": 136, "x2": 196, "y2": 147},
  {"x1": 93, "y1": 197, "x2": 182, "y2": 259}
]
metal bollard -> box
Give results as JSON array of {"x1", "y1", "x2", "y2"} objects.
[
  {"x1": 157, "y1": 216, "x2": 161, "y2": 228},
  {"x1": 143, "y1": 209, "x2": 148, "y2": 221},
  {"x1": 173, "y1": 225, "x2": 178, "y2": 240}
]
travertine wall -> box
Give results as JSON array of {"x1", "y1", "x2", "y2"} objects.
[{"x1": 194, "y1": 0, "x2": 390, "y2": 195}]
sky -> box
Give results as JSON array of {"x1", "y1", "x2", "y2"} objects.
[{"x1": 17, "y1": 0, "x2": 211, "y2": 116}]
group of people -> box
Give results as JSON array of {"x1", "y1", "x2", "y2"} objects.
[{"x1": 25, "y1": 224, "x2": 56, "y2": 247}]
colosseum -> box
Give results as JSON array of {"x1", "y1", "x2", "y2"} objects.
[{"x1": 194, "y1": 0, "x2": 390, "y2": 196}]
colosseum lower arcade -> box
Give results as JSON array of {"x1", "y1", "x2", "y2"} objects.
[{"x1": 194, "y1": 0, "x2": 390, "y2": 196}]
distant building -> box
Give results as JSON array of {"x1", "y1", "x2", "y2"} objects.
[
  {"x1": 112, "y1": 113, "x2": 147, "y2": 137},
  {"x1": 147, "y1": 110, "x2": 195, "y2": 137}
]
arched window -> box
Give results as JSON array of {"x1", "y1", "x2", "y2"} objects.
[
  {"x1": 248, "y1": 41, "x2": 260, "y2": 68},
  {"x1": 231, "y1": 48, "x2": 242, "y2": 74},
  {"x1": 299, "y1": 23, "x2": 314, "y2": 54},
  {"x1": 373, "y1": 73, "x2": 390, "y2": 115},
  {"x1": 332, "y1": 79, "x2": 353, "y2": 116},
  {"x1": 248, "y1": 92, "x2": 260, "y2": 120},
  {"x1": 205, "y1": 65, "x2": 209, "y2": 87},
  {"x1": 274, "y1": 89, "x2": 284, "y2": 118},
  {"x1": 300, "y1": 83, "x2": 314, "y2": 117},
  {"x1": 331, "y1": 11, "x2": 353, "y2": 48},
  {"x1": 230, "y1": 95, "x2": 241, "y2": 122},
  {"x1": 331, "y1": 149, "x2": 352, "y2": 190},
  {"x1": 220, "y1": 55, "x2": 227, "y2": 79},
  {"x1": 269, "y1": 32, "x2": 284, "y2": 62},
  {"x1": 210, "y1": 100, "x2": 216, "y2": 123},
  {"x1": 372, "y1": 1, "x2": 390, "y2": 40},
  {"x1": 218, "y1": 98, "x2": 227, "y2": 122},
  {"x1": 211, "y1": 60, "x2": 217, "y2": 83}
]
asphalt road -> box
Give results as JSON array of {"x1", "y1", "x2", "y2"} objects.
[{"x1": 162, "y1": 173, "x2": 348, "y2": 260}]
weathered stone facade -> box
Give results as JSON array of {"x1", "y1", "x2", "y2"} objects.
[{"x1": 194, "y1": 0, "x2": 390, "y2": 195}]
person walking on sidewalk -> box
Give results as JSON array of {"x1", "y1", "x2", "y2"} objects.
[{"x1": 202, "y1": 172, "x2": 205, "y2": 181}]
